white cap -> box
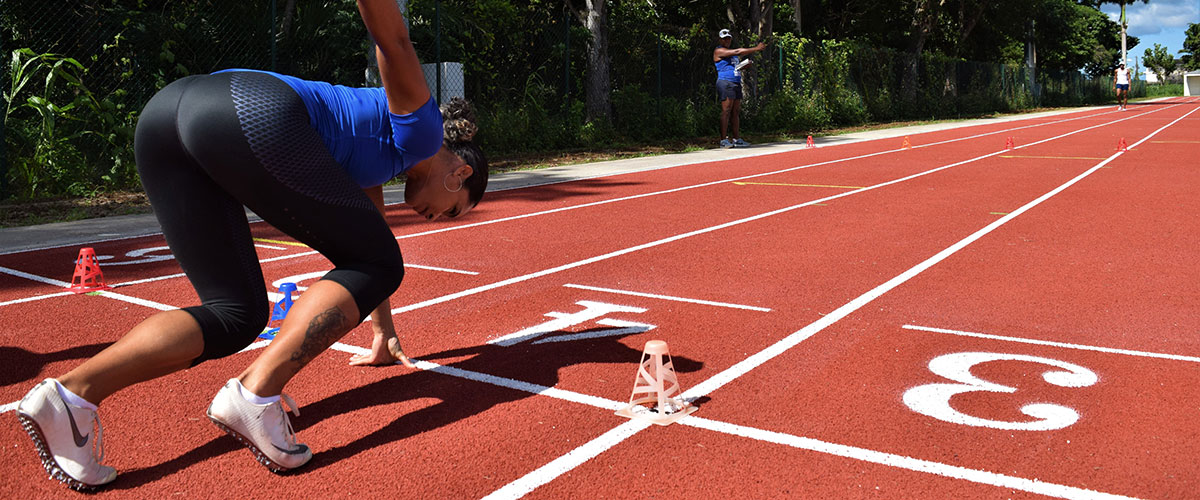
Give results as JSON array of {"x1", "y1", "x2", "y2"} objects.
[{"x1": 718, "y1": 29, "x2": 732, "y2": 39}]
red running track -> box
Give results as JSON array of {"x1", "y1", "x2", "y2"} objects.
[{"x1": 1, "y1": 98, "x2": 1198, "y2": 498}]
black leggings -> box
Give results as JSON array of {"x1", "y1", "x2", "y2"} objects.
[{"x1": 134, "y1": 71, "x2": 404, "y2": 363}]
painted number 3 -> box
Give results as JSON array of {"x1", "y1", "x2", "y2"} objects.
[{"x1": 903, "y1": 352, "x2": 1098, "y2": 431}]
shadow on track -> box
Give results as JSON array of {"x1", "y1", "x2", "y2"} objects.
[
  {"x1": 0, "y1": 343, "x2": 111, "y2": 387},
  {"x1": 107, "y1": 438, "x2": 244, "y2": 490},
  {"x1": 298, "y1": 328, "x2": 702, "y2": 472}
]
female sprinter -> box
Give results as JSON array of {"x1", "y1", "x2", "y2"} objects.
[{"x1": 14, "y1": 0, "x2": 486, "y2": 490}]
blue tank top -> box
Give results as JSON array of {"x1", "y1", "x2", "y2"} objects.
[
  {"x1": 714, "y1": 51, "x2": 740, "y2": 83},
  {"x1": 214, "y1": 69, "x2": 443, "y2": 188}
]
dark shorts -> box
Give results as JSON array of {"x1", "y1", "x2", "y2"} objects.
[
  {"x1": 135, "y1": 71, "x2": 404, "y2": 363},
  {"x1": 1116, "y1": 83, "x2": 1129, "y2": 91},
  {"x1": 716, "y1": 79, "x2": 742, "y2": 101}
]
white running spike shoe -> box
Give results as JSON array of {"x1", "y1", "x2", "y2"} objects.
[
  {"x1": 206, "y1": 379, "x2": 311, "y2": 472},
  {"x1": 16, "y1": 379, "x2": 117, "y2": 490}
]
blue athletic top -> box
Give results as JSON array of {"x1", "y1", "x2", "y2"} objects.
[
  {"x1": 714, "y1": 51, "x2": 740, "y2": 83},
  {"x1": 214, "y1": 69, "x2": 443, "y2": 188}
]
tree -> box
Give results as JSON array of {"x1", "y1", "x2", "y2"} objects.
[
  {"x1": 901, "y1": 0, "x2": 942, "y2": 100},
  {"x1": 1034, "y1": 0, "x2": 1130, "y2": 76},
  {"x1": 790, "y1": 0, "x2": 802, "y2": 35},
  {"x1": 1142, "y1": 43, "x2": 1174, "y2": 83},
  {"x1": 566, "y1": 0, "x2": 612, "y2": 123},
  {"x1": 1181, "y1": 23, "x2": 1199, "y2": 71},
  {"x1": 950, "y1": 0, "x2": 988, "y2": 57},
  {"x1": 1096, "y1": 0, "x2": 1150, "y2": 64}
]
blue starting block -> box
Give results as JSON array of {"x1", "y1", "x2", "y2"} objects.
[{"x1": 259, "y1": 282, "x2": 297, "y2": 340}]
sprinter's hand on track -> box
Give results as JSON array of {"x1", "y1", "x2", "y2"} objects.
[{"x1": 349, "y1": 333, "x2": 416, "y2": 368}]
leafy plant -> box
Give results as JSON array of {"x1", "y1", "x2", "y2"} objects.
[{"x1": 3, "y1": 48, "x2": 135, "y2": 200}]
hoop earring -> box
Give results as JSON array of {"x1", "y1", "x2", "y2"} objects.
[{"x1": 443, "y1": 173, "x2": 463, "y2": 193}]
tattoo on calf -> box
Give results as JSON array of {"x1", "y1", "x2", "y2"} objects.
[{"x1": 289, "y1": 307, "x2": 348, "y2": 365}]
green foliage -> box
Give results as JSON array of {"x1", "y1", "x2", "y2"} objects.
[
  {"x1": 4, "y1": 49, "x2": 137, "y2": 200},
  {"x1": 0, "y1": 0, "x2": 1152, "y2": 204},
  {"x1": 1036, "y1": 1, "x2": 1117, "y2": 74},
  {"x1": 274, "y1": 1, "x2": 370, "y2": 85},
  {"x1": 1143, "y1": 83, "x2": 1182, "y2": 97},
  {"x1": 753, "y1": 90, "x2": 831, "y2": 132},
  {"x1": 1143, "y1": 43, "x2": 1175, "y2": 84},
  {"x1": 1179, "y1": 23, "x2": 1199, "y2": 71}
]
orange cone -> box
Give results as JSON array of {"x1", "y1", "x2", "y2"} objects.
[
  {"x1": 66, "y1": 247, "x2": 111, "y2": 293},
  {"x1": 1005, "y1": 137, "x2": 1014, "y2": 150},
  {"x1": 902, "y1": 136, "x2": 912, "y2": 149},
  {"x1": 806, "y1": 135, "x2": 815, "y2": 149},
  {"x1": 1117, "y1": 137, "x2": 1128, "y2": 152},
  {"x1": 615, "y1": 340, "x2": 698, "y2": 425}
]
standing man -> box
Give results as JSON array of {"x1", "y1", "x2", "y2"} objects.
[
  {"x1": 714, "y1": 29, "x2": 765, "y2": 148},
  {"x1": 1114, "y1": 62, "x2": 1131, "y2": 110}
]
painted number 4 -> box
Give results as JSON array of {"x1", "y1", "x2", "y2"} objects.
[{"x1": 903, "y1": 352, "x2": 1098, "y2": 431}]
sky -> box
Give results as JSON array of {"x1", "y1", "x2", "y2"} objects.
[{"x1": 1100, "y1": 0, "x2": 1198, "y2": 70}]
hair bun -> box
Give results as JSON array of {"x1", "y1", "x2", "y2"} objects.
[{"x1": 441, "y1": 97, "x2": 478, "y2": 144}]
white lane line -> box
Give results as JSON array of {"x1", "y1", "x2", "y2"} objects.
[
  {"x1": 94, "y1": 290, "x2": 178, "y2": 311},
  {"x1": 395, "y1": 108, "x2": 1129, "y2": 242},
  {"x1": 682, "y1": 417, "x2": 1138, "y2": 500},
  {"x1": 254, "y1": 243, "x2": 288, "y2": 250},
  {"x1": 389, "y1": 104, "x2": 1173, "y2": 318},
  {"x1": 0, "y1": 265, "x2": 71, "y2": 287},
  {"x1": 0, "y1": 291, "x2": 75, "y2": 307},
  {"x1": 483, "y1": 104, "x2": 1195, "y2": 498},
  {"x1": 481, "y1": 420, "x2": 651, "y2": 500},
  {"x1": 562, "y1": 283, "x2": 771, "y2": 312},
  {"x1": 261, "y1": 252, "x2": 318, "y2": 263},
  {"x1": 0, "y1": 262, "x2": 471, "y2": 310},
  {"x1": 237, "y1": 339, "x2": 272, "y2": 353},
  {"x1": 0, "y1": 266, "x2": 184, "y2": 305},
  {"x1": 903, "y1": 325, "x2": 1200, "y2": 363},
  {"x1": 111, "y1": 272, "x2": 188, "y2": 288},
  {"x1": 323, "y1": 341, "x2": 627, "y2": 410},
  {"x1": 532, "y1": 319, "x2": 656, "y2": 344},
  {"x1": 404, "y1": 263, "x2": 479, "y2": 275}
]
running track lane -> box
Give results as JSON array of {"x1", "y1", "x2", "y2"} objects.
[
  {"x1": 0, "y1": 99, "x2": 1195, "y2": 496},
  {"x1": 472, "y1": 101, "x2": 1199, "y2": 499}
]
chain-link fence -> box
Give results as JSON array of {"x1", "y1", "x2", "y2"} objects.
[
  {"x1": 2, "y1": 1, "x2": 282, "y2": 200},
  {"x1": 2, "y1": 1, "x2": 1135, "y2": 201}
]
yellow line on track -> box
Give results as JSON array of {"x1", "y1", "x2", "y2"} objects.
[
  {"x1": 732, "y1": 181, "x2": 865, "y2": 189},
  {"x1": 998, "y1": 155, "x2": 1107, "y2": 160},
  {"x1": 253, "y1": 238, "x2": 310, "y2": 248}
]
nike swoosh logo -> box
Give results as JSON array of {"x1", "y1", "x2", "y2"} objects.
[
  {"x1": 65, "y1": 405, "x2": 90, "y2": 448},
  {"x1": 272, "y1": 443, "x2": 307, "y2": 455}
]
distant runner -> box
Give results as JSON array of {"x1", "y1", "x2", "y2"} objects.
[{"x1": 1114, "y1": 62, "x2": 1130, "y2": 111}]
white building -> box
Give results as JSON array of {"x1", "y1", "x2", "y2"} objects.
[{"x1": 1185, "y1": 71, "x2": 1200, "y2": 96}]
